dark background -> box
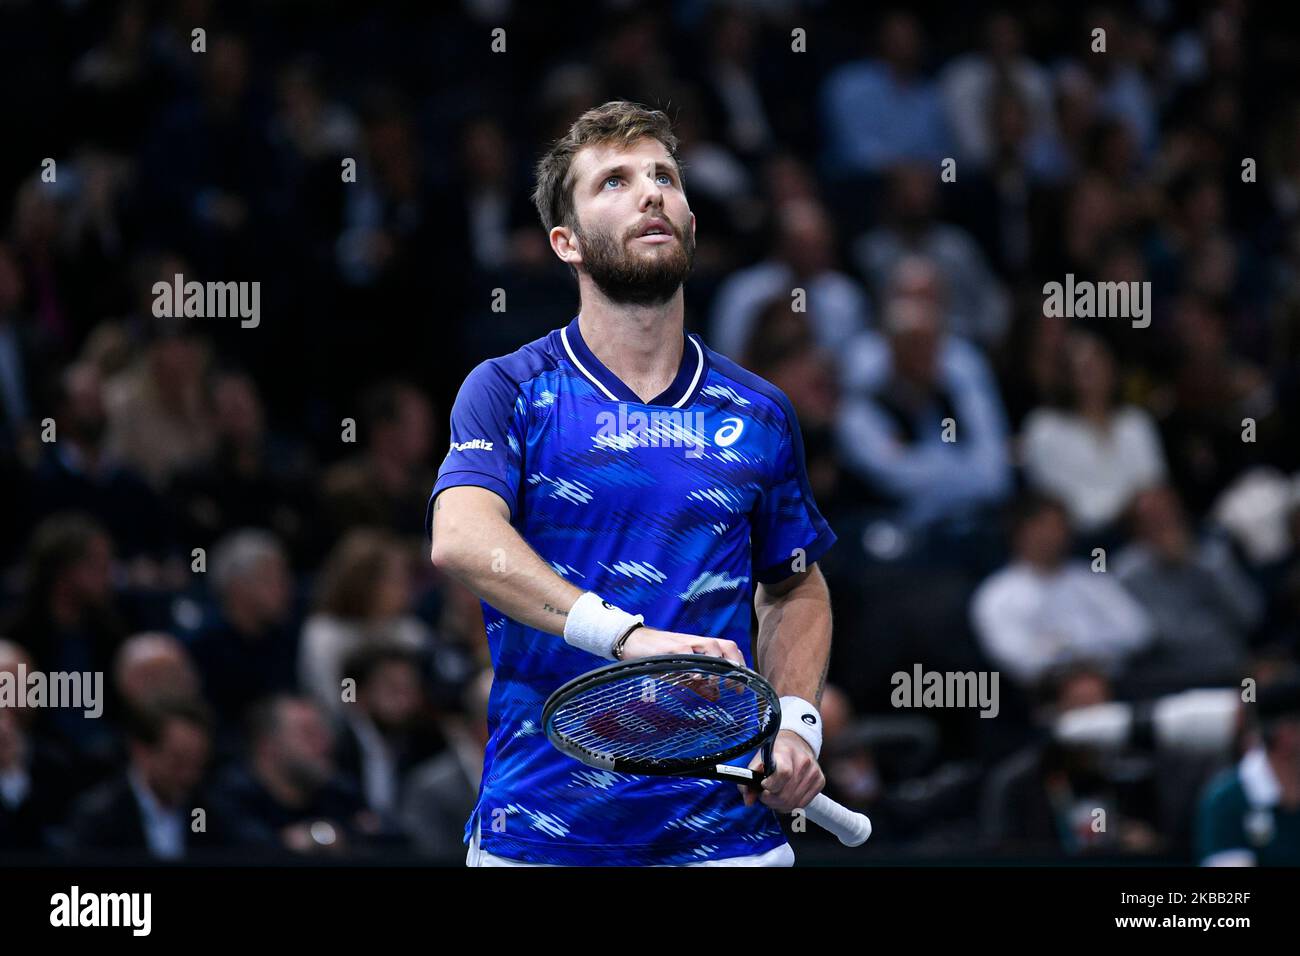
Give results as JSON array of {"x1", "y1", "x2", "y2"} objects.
[{"x1": 1, "y1": 0, "x2": 1299, "y2": 865}]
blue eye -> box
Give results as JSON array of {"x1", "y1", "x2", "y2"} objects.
[
  {"x1": 604, "y1": 177, "x2": 621, "y2": 189},
  {"x1": 656, "y1": 174, "x2": 672, "y2": 186}
]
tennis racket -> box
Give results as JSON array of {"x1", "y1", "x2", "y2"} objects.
[{"x1": 542, "y1": 653, "x2": 873, "y2": 847}]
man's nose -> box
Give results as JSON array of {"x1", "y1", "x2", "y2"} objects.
[{"x1": 638, "y1": 176, "x2": 665, "y2": 210}]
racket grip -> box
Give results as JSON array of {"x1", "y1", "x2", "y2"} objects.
[{"x1": 804, "y1": 794, "x2": 873, "y2": 847}]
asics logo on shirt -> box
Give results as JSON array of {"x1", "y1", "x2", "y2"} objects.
[{"x1": 714, "y1": 417, "x2": 745, "y2": 447}]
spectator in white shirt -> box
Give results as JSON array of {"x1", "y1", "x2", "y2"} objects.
[
  {"x1": 1021, "y1": 332, "x2": 1167, "y2": 535},
  {"x1": 939, "y1": 11, "x2": 1060, "y2": 174},
  {"x1": 836, "y1": 277, "x2": 1012, "y2": 529},
  {"x1": 299, "y1": 529, "x2": 432, "y2": 718},
  {"x1": 709, "y1": 198, "x2": 869, "y2": 362},
  {"x1": 971, "y1": 493, "x2": 1154, "y2": 690}
]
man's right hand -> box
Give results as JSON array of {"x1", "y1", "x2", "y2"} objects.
[{"x1": 619, "y1": 627, "x2": 746, "y2": 667}]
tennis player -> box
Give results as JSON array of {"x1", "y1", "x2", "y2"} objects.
[{"x1": 427, "y1": 101, "x2": 837, "y2": 866}]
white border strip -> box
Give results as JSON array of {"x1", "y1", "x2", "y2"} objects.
[
  {"x1": 561, "y1": 326, "x2": 620, "y2": 401},
  {"x1": 672, "y1": 336, "x2": 706, "y2": 409}
]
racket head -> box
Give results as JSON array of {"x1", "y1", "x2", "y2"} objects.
[{"x1": 542, "y1": 654, "x2": 781, "y2": 777}]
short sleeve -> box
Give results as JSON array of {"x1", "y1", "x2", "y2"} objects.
[
  {"x1": 751, "y1": 396, "x2": 837, "y2": 583},
  {"x1": 425, "y1": 359, "x2": 526, "y2": 536}
]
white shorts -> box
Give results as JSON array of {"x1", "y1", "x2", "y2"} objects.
[{"x1": 466, "y1": 826, "x2": 796, "y2": 867}]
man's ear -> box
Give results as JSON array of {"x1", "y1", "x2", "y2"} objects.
[{"x1": 550, "y1": 225, "x2": 581, "y2": 267}]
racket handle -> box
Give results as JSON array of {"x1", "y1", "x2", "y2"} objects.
[{"x1": 804, "y1": 794, "x2": 873, "y2": 847}]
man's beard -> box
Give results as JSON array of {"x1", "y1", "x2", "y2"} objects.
[{"x1": 575, "y1": 216, "x2": 695, "y2": 306}]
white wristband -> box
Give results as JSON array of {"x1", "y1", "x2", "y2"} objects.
[
  {"x1": 563, "y1": 591, "x2": 644, "y2": 660},
  {"x1": 779, "y1": 696, "x2": 823, "y2": 759}
]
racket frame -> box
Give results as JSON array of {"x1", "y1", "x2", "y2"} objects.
[
  {"x1": 542, "y1": 654, "x2": 781, "y2": 781},
  {"x1": 542, "y1": 653, "x2": 873, "y2": 848}
]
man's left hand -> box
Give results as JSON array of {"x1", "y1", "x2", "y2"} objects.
[{"x1": 739, "y1": 730, "x2": 825, "y2": 812}]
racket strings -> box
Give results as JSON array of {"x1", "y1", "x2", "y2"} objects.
[
  {"x1": 552, "y1": 669, "x2": 773, "y2": 764},
  {"x1": 555, "y1": 672, "x2": 745, "y2": 736}
]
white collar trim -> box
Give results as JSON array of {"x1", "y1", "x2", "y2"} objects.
[
  {"x1": 560, "y1": 326, "x2": 619, "y2": 401},
  {"x1": 560, "y1": 325, "x2": 706, "y2": 407},
  {"x1": 672, "y1": 336, "x2": 706, "y2": 409}
]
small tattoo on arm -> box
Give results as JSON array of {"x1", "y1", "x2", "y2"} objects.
[
  {"x1": 543, "y1": 603, "x2": 568, "y2": 617},
  {"x1": 816, "y1": 659, "x2": 829, "y2": 706}
]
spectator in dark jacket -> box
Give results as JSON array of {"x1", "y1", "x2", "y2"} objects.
[
  {"x1": 209, "y1": 695, "x2": 371, "y2": 855},
  {"x1": 0, "y1": 641, "x2": 79, "y2": 851},
  {"x1": 334, "y1": 642, "x2": 445, "y2": 834},
  {"x1": 3, "y1": 514, "x2": 128, "y2": 769},
  {"x1": 185, "y1": 529, "x2": 299, "y2": 755},
  {"x1": 68, "y1": 697, "x2": 227, "y2": 858}
]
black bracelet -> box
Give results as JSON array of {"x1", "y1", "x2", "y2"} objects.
[{"x1": 613, "y1": 622, "x2": 643, "y2": 660}]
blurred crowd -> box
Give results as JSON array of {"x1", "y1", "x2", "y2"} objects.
[{"x1": 2, "y1": 0, "x2": 1300, "y2": 863}]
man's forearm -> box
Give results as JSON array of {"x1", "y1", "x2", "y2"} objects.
[
  {"x1": 754, "y1": 568, "x2": 832, "y2": 706},
  {"x1": 431, "y1": 490, "x2": 745, "y2": 665},
  {"x1": 431, "y1": 493, "x2": 584, "y2": 635}
]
